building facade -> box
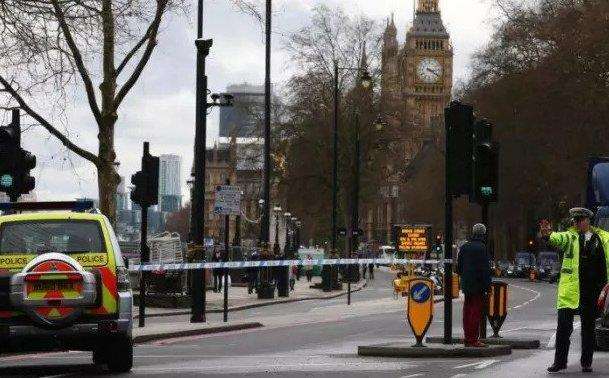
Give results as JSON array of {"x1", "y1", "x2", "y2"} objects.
[
  {"x1": 158, "y1": 154, "x2": 182, "y2": 212},
  {"x1": 219, "y1": 83, "x2": 265, "y2": 138}
]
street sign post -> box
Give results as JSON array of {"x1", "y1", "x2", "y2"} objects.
[
  {"x1": 487, "y1": 281, "x2": 508, "y2": 338},
  {"x1": 214, "y1": 185, "x2": 242, "y2": 216},
  {"x1": 407, "y1": 278, "x2": 434, "y2": 347}
]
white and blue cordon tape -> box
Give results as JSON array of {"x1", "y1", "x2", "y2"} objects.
[{"x1": 128, "y1": 258, "x2": 453, "y2": 272}]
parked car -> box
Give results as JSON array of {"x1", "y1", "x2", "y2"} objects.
[
  {"x1": 495, "y1": 259, "x2": 511, "y2": 277},
  {"x1": 535, "y1": 251, "x2": 560, "y2": 282},
  {"x1": 514, "y1": 251, "x2": 536, "y2": 278},
  {"x1": 505, "y1": 262, "x2": 517, "y2": 277}
]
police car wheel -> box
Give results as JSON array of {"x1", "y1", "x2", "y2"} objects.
[{"x1": 105, "y1": 337, "x2": 133, "y2": 373}]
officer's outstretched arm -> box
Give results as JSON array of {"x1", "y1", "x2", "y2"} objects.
[{"x1": 548, "y1": 232, "x2": 569, "y2": 250}]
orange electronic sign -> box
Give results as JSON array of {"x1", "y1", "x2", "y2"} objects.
[
  {"x1": 394, "y1": 225, "x2": 431, "y2": 254},
  {"x1": 406, "y1": 278, "x2": 434, "y2": 346}
]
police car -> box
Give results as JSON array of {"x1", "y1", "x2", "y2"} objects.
[{"x1": 0, "y1": 202, "x2": 133, "y2": 373}]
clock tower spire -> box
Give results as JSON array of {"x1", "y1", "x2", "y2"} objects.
[{"x1": 417, "y1": 0, "x2": 439, "y2": 13}]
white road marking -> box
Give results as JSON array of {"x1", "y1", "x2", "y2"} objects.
[
  {"x1": 509, "y1": 284, "x2": 541, "y2": 310},
  {"x1": 133, "y1": 361, "x2": 418, "y2": 374},
  {"x1": 454, "y1": 359, "x2": 497, "y2": 370},
  {"x1": 400, "y1": 374, "x2": 424, "y2": 378},
  {"x1": 450, "y1": 374, "x2": 468, "y2": 378},
  {"x1": 500, "y1": 327, "x2": 527, "y2": 333}
]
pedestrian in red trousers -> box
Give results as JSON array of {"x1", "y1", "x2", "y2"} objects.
[{"x1": 456, "y1": 223, "x2": 492, "y2": 347}]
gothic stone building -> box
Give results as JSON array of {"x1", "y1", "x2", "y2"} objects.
[{"x1": 366, "y1": 0, "x2": 453, "y2": 245}]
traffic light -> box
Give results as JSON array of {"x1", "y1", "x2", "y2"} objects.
[
  {"x1": 445, "y1": 101, "x2": 474, "y2": 196},
  {"x1": 0, "y1": 109, "x2": 36, "y2": 201},
  {"x1": 130, "y1": 142, "x2": 159, "y2": 207},
  {"x1": 472, "y1": 119, "x2": 499, "y2": 203}
]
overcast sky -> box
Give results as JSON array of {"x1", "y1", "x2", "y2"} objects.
[{"x1": 16, "y1": 0, "x2": 499, "y2": 202}]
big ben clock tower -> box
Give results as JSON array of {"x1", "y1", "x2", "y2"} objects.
[{"x1": 403, "y1": 0, "x2": 453, "y2": 126}]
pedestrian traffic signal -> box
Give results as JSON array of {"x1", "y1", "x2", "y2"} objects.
[
  {"x1": 130, "y1": 142, "x2": 159, "y2": 207},
  {"x1": 0, "y1": 109, "x2": 36, "y2": 201},
  {"x1": 445, "y1": 101, "x2": 474, "y2": 196},
  {"x1": 472, "y1": 120, "x2": 499, "y2": 203}
]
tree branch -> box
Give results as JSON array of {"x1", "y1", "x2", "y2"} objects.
[
  {"x1": 50, "y1": 0, "x2": 102, "y2": 126},
  {"x1": 115, "y1": 23, "x2": 153, "y2": 76},
  {"x1": 114, "y1": 0, "x2": 168, "y2": 110},
  {"x1": 0, "y1": 74, "x2": 99, "y2": 165}
]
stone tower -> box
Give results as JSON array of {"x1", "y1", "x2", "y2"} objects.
[
  {"x1": 381, "y1": 14, "x2": 399, "y2": 113},
  {"x1": 402, "y1": 0, "x2": 453, "y2": 127},
  {"x1": 380, "y1": 0, "x2": 453, "y2": 159}
]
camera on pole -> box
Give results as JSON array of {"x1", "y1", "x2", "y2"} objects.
[{"x1": 0, "y1": 109, "x2": 37, "y2": 202}]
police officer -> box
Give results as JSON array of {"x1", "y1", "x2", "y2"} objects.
[{"x1": 543, "y1": 208, "x2": 609, "y2": 373}]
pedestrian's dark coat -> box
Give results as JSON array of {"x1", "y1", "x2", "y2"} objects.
[{"x1": 456, "y1": 236, "x2": 492, "y2": 295}]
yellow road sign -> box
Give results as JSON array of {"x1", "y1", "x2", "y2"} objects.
[{"x1": 407, "y1": 278, "x2": 434, "y2": 346}]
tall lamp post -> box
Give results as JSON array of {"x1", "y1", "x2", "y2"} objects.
[
  {"x1": 330, "y1": 62, "x2": 372, "y2": 293},
  {"x1": 273, "y1": 206, "x2": 282, "y2": 254},
  {"x1": 189, "y1": 0, "x2": 234, "y2": 323},
  {"x1": 258, "y1": 0, "x2": 274, "y2": 300},
  {"x1": 347, "y1": 70, "x2": 373, "y2": 305}
]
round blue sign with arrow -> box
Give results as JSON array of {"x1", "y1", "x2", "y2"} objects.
[
  {"x1": 0, "y1": 174, "x2": 13, "y2": 188},
  {"x1": 410, "y1": 282, "x2": 432, "y2": 303}
]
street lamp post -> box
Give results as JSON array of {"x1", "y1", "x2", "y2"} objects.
[
  {"x1": 329, "y1": 62, "x2": 372, "y2": 293},
  {"x1": 189, "y1": 0, "x2": 235, "y2": 323},
  {"x1": 257, "y1": 0, "x2": 274, "y2": 300},
  {"x1": 273, "y1": 206, "x2": 282, "y2": 255},
  {"x1": 347, "y1": 72, "x2": 372, "y2": 305}
]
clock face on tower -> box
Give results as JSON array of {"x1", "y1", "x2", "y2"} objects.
[{"x1": 417, "y1": 58, "x2": 443, "y2": 84}]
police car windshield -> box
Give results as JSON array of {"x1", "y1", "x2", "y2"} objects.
[{"x1": 0, "y1": 220, "x2": 105, "y2": 255}]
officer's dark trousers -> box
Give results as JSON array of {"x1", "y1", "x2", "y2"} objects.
[{"x1": 554, "y1": 304, "x2": 596, "y2": 367}]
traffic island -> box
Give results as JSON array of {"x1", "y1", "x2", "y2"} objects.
[
  {"x1": 357, "y1": 342, "x2": 512, "y2": 358},
  {"x1": 426, "y1": 336, "x2": 540, "y2": 350}
]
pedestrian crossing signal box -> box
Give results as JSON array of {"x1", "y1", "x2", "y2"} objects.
[{"x1": 406, "y1": 278, "x2": 434, "y2": 347}]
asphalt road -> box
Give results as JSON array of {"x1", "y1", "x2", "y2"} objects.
[{"x1": 1, "y1": 270, "x2": 604, "y2": 377}]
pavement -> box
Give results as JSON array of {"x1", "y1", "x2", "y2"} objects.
[
  {"x1": 2, "y1": 272, "x2": 607, "y2": 377},
  {"x1": 136, "y1": 275, "x2": 368, "y2": 318}
]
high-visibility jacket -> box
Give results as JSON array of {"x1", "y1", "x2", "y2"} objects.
[{"x1": 549, "y1": 227, "x2": 609, "y2": 309}]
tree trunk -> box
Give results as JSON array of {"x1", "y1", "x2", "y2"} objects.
[
  {"x1": 98, "y1": 0, "x2": 118, "y2": 225},
  {"x1": 97, "y1": 159, "x2": 119, "y2": 225},
  {"x1": 97, "y1": 122, "x2": 119, "y2": 226}
]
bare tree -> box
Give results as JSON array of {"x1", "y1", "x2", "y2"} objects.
[{"x1": 0, "y1": 0, "x2": 259, "y2": 224}]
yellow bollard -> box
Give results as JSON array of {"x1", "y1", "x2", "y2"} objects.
[{"x1": 452, "y1": 273, "x2": 460, "y2": 299}]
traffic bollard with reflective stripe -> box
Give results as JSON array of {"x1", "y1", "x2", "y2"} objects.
[{"x1": 487, "y1": 281, "x2": 508, "y2": 338}]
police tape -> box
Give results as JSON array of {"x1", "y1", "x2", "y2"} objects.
[{"x1": 128, "y1": 258, "x2": 453, "y2": 272}]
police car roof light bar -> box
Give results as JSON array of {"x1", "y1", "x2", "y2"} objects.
[{"x1": 0, "y1": 201, "x2": 95, "y2": 213}]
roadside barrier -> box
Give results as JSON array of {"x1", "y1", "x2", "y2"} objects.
[
  {"x1": 128, "y1": 258, "x2": 452, "y2": 272},
  {"x1": 407, "y1": 278, "x2": 434, "y2": 347}
]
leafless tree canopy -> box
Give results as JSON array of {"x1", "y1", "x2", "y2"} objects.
[
  {"x1": 0, "y1": 0, "x2": 258, "y2": 223},
  {"x1": 461, "y1": 0, "x2": 609, "y2": 255}
]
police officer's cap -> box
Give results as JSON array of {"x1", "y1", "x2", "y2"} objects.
[{"x1": 569, "y1": 207, "x2": 594, "y2": 219}]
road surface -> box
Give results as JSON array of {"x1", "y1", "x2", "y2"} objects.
[{"x1": 1, "y1": 270, "x2": 604, "y2": 377}]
